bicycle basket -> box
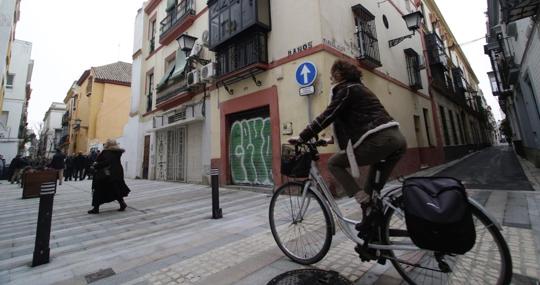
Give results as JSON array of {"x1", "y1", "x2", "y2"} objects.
[{"x1": 281, "y1": 144, "x2": 312, "y2": 178}]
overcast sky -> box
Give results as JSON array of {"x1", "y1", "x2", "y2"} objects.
[
  {"x1": 434, "y1": 0, "x2": 503, "y2": 122},
  {"x1": 16, "y1": 0, "x2": 144, "y2": 131},
  {"x1": 16, "y1": 0, "x2": 501, "y2": 132}
]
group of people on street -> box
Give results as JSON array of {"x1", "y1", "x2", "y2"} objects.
[
  {"x1": 63, "y1": 151, "x2": 99, "y2": 182},
  {"x1": 3, "y1": 139, "x2": 130, "y2": 215},
  {"x1": 4, "y1": 154, "x2": 45, "y2": 184}
]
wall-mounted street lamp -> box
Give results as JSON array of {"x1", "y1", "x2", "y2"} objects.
[
  {"x1": 389, "y1": 11, "x2": 424, "y2": 48},
  {"x1": 176, "y1": 33, "x2": 198, "y2": 57},
  {"x1": 74, "y1": 118, "x2": 81, "y2": 129},
  {"x1": 176, "y1": 33, "x2": 211, "y2": 65}
]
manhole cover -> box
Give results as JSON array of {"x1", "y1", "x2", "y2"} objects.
[{"x1": 267, "y1": 269, "x2": 353, "y2": 285}]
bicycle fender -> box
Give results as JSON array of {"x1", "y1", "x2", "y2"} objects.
[
  {"x1": 468, "y1": 197, "x2": 503, "y2": 231},
  {"x1": 305, "y1": 181, "x2": 337, "y2": 236}
]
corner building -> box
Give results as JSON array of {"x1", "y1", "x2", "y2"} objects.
[{"x1": 128, "y1": 0, "x2": 491, "y2": 189}]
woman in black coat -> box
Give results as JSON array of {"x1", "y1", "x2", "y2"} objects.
[{"x1": 88, "y1": 139, "x2": 130, "y2": 214}]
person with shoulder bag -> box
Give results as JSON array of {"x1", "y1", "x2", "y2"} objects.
[{"x1": 88, "y1": 139, "x2": 130, "y2": 214}]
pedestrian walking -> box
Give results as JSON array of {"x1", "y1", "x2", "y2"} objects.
[
  {"x1": 9, "y1": 155, "x2": 26, "y2": 184},
  {"x1": 48, "y1": 149, "x2": 66, "y2": 185},
  {"x1": 74, "y1": 152, "x2": 86, "y2": 180},
  {"x1": 85, "y1": 152, "x2": 94, "y2": 179},
  {"x1": 0, "y1": 154, "x2": 6, "y2": 181},
  {"x1": 64, "y1": 155, "x2": 74, "y2": 181},
  {"x1": 88, "y1": 139, "x2": 130, "y2": 214}
]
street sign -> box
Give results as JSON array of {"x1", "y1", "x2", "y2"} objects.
[
  {"x1": 295, "y1": 61, "x2": 317, "y2": 87},
  {"x1": 299, "y1": 85, "x2": 315, "y2": 96}
]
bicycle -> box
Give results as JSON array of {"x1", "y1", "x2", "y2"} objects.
[{"x1": 268, "y1": 139, "x2": 513, "y2": 284}]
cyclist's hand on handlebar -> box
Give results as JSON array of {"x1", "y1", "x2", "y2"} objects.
[{"x1": 288, "y1": 136, "x2": 304, "y2": 145}]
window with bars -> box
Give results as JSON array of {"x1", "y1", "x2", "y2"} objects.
[
  {"x1": 439, "y1": 105, "x2": 450, "y2": 145},
  {"x1": 352, "y1": 4, "x2": 382, "y2": 69},
  {"x1": 6, "y1": 73, "x2": 14, "y2": 89},
  {"x1": 404, "y1": 48, "x2": 422, "y2": 90},
  {"x1": 448, "y1": 110, "x2": 459, "y2": 145},
  {"x1": 146, "y1": 72, "x2": 154, "y2": 112},
  {"x1": 149, "y1": 19, "x2": 156, "y2": 52}
]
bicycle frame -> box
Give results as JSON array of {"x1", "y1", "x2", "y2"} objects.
[{"x1": 300, "y1": 160, "x2": 425, "y2": 252}]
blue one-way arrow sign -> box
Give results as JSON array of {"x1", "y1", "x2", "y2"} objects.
[{"x1": 295, "y1": 61, "x2": 317, "y2": 87}]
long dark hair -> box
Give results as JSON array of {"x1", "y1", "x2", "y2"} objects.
[{"x1": 331, "y1": 59, "x2": 362, "y2": 82}]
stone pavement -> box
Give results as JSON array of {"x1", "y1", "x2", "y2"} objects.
[{"x1": 0, "y1": 149, "x2": 539, "y2": 285}]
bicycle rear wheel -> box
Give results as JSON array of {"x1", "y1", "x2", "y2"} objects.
[
  {"x1": 383, "y1": 198, "x2": 512, "y2": 285},
  {"x1": 269, "y1": 182, "x2": 333, "y2": 265}
]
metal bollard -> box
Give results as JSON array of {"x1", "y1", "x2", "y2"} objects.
[
  {"x1": 210, "y1": 168, "x2": 222, "y2": 219},
  {"x1": 32, "y1": 181, "x2": 57, "y2": 267}
]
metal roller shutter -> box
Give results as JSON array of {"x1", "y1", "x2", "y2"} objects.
[{"x1": 229, "y1": 107, "x2": 273, "y2": 186}]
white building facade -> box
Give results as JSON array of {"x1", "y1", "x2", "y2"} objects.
[
  {"x1": 0, "y1": 0, "x2": 21, "y2": 110},
  {"x1": 486, "y1": 0, "x2": 540, "y2": 167},
  {"x1": 0, "y1": 40, "x2": 33, "y2": 164},
  {"x1": 124, "y1": 0, "x2": 492, "y2": 188},
  {"x1": 121, "y1": 2, "x2": 213, "y2": 183},
  {"x1": 40, "y1": 102, "x2": 67, "y2": 158}
]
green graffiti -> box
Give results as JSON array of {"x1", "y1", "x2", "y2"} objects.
[{"x1": 229, "y1": 117, "x2": 273, "y2": 186}]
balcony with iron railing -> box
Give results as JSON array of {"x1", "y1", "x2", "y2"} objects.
[
  {"x1": 500, "y1": 0, "x2": 539, "y2": 23},
  {"x1": 215, "y1": 32, "x2": 269, "y2": 82},
  {"x1": 425, "y1": 32, "x2": 448, "y2": 69},
  {"x1": 61, "y1": 111, "x2": 70, "y2": 126},
  {"x1": 155, "y1": 57, "x2": 197, "y2": 106},
  {"x1": 159, "y1": 0, "x2": 196, "y2": 45}
]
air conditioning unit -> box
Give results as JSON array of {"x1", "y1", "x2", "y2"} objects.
[
  {"x1": 187, "y1": 70, "x2": 200, "y2": 86},
  {"x1": 200, "y1": 62, "x2": 217, "y2": 82}
]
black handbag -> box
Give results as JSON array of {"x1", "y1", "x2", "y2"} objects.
[{"x1": 402, "y1": 177, "x2": 476, "y2": 254}]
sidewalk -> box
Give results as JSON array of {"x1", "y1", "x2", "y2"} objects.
[{"x1": 0, "y1": 148, "x2": 538, "y2": 285}]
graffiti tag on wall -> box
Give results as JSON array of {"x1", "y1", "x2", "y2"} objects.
[{"x1": 229, "y1": 117, "x2": 273, "y2": 186}]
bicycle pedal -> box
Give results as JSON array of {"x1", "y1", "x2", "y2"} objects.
[{"x1": 354, "y1": 244, "x2": 377, "y2": 262}]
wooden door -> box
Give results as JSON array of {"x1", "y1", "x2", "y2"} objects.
[{"x1": 142, "y1": 135, "x2": 150, "y2": 179}]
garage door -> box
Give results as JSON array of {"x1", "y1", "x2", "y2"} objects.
[{"x1": 229, "y1": 108, "x2": 273, "y2": 186}]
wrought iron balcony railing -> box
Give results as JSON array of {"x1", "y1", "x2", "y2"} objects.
[
  {"x1": 425, "y1": 32, "x2": 448, "y2": 68},
  {"x1": 215, "y1": 32, "x2": 268, "y2": 77},
  {"x1": 61, "y1": 111, "x2": 70, "y2": 126},
  {"x1": 500, "y1": 0, "x2": 539, "y2": 23},
  {"x1": 160, "y1": 0, "x2": 195, "y2": 39}
]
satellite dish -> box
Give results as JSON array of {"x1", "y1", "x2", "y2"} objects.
[{"x1": 201, "y1": 30, "x2": 209, "y2": 47}]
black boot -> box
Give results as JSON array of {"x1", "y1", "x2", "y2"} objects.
[
  {"x1": 117, "y1": 199, "x2": 127, "y2": 211},
  {"x1": 355, "y1": 202, "x2": 374, "y2": 234},
  {"x1": 355, "y1": 202, "x2": 381, "y2": 262},
  {"x1": 87, "y1": 207, "x2": 99, "y2": 214}
]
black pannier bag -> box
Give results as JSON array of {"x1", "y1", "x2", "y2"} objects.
[
  {"x1": 402, "y1": 177, "x2": 476, "y2": 254},
  {"x1": 281, "y1": 144, "x2": 312, "y2": 178}
]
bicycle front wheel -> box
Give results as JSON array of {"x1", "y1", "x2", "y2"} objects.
[
  {"x1": 269, "y1": 182, "x2": 333, "y2": 265},
  {"x1": 383, "y1": 198, "x2": 512, "y2": 285}
]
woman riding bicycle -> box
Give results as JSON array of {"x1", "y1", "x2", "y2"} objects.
[{"x1": 289, "y1": 59, "x2": 407, "y2": 227}]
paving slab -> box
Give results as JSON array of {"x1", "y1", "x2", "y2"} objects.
[{"x1": 1, "y1": 146, "x2": 540, "y2": 284}]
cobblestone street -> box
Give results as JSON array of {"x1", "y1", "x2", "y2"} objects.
[{"x1": 0, "y1": 147, "x2": 539, "y2": 284}]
